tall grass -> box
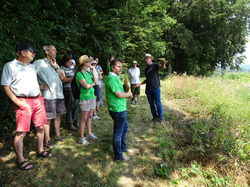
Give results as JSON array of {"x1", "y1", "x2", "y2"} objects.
[{"x1": 162, "y1": 74, "x2": 250, "y2": 160}]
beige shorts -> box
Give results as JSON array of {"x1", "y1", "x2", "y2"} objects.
[{"x1": 79, "y1": 98, "x2": 96, "y2": 111}]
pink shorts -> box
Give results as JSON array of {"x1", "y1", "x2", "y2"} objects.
[{"x1": 13, "y1": 95, "x2": 47, "y2": 132}]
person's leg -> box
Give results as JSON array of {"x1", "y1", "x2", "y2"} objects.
[
  {"x1": 145, "y1": 89, "x2": 157, "y2": 118},
  {"x1": 73, "y1": 99, "x2": 79, "y2": 127},
  {"x1": 44, "y1": 119, "x2": 51, "y2": 143},
  {"x1": 135, "y1": 86, "x2": 140, "y2": 104},
  {"x1": 109, "y1": 110, "x2": 126, "y2": 160},
  {"x1": 121, "y1": 112, "x2": 128, "y2": 152},
  {"x1": 130, "y1": 84, "x2": 135, "y2": 104},
  {"x1": 36, "y1": 126, "x2": 44, "y2": 153},
  {"x1": 96, "y1": 101, "x2": 100, "y2": 111},
  {"x1": 14, "y1": 132, "x2": 27, "y2": 163},
  {"x1": 99, "y1": 81, "x2": 103, "y2": 106},
  {"x1": 95, "y1": 86, "x2": 101, "y2": 111},
  {"x1": 64, "y1": 89, "x2": 74, "y2": 128},
  {"x1": 154, "y1": 88, "x2": 163, "y2": 119},
  {"x1": 86, "y1": 109, "x2": 94, "y2": 135},
  {"x1": 43, "y1": 99, "x2": 56, "y2": 143},
  {"x1": 79, "y1": 111, "x2": 88, "y2": 138},
  {"x1": 54, "y1": 115, "x2": 61, "y2": 137},
  {"x1": 93, "y1": 96, "x2": 97, "y2": 116}
]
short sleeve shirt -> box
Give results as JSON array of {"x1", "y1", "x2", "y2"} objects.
[
  {"x1": 33, "y1": 58, "x2": 64, "y2": 99},
  {"x1": 1, "y1": 59, "x2": 40, "y2": 97},
  {"x1": 128, "y1": 67, "x2": 140, "y2": 84},
  {"x1": 145, "y1": 63, "x2": 160, "y2": 90},
  {"x1": 61, "y1": 66, "x2": 74, "y2": 88},
  {"x1": 105, "y1": 73, "x2": 126, "y2": 112},
  {"x1": 76, "y1": 71, "x2": 95, "y2": 101}
]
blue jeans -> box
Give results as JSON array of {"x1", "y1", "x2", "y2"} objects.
[
  {"x1": 145, "y1": 88, "x2": 163, "y2": 119},
  {"x1": 109, "y1": 110, "x2": 128, "y2": 160}
]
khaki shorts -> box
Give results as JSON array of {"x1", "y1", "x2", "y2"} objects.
[
  {"x1": 44, "y1": 99, "x2": 66, "y2": 119},
  {"x1": 79, "y1": 98, "x2": 96, "y2": 111}
]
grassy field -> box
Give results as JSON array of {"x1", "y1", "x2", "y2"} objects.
[{"x1": 0, "y1": 74, "x2": 249, "y2": 186}]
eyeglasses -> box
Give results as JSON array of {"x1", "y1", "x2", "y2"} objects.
[{"x1": 28, "y1": 49, "x2": 35, "y2": 53}]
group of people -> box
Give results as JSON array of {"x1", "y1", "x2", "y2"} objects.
[{"x1": 1, "y1": 42, "x2": 165, "y2": 170}]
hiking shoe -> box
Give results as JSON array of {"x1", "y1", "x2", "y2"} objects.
[
  {"x1": 115, "y1": 156, "x2": 130, "y2": 162},
  {"x1": 69, "y1": 125, "x2": 77, "y2": 131},
  {"x1": 157, "y1": 118, "x2": 163, "y2": 124},
  {"x1": 45, "y1": 140, "x2": 56, "y2": 148},
  {"x1": 92, "y1": 115, "x2": 100, "y2": 120},
  {"x1": 86, "y1": 133, "x2": 98, "y2": 140},
  {"x1": 152, "y1": 117, "x2": 157, "y2": 123},
  {"x1": 54, "y1": 135, "x2": 64, "y2": 141}
]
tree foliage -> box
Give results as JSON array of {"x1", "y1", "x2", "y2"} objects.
[
  {"x1": 165, "y1": 0, "x2": 250, "y2": 75},
  {"x1": 0, "y1": 0, "x2": 249, "y2": 131}
]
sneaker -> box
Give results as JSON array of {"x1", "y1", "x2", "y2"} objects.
[
  {"x1": 86, "y1": 133, "x2": 98, "y2": 140},
  {"x1": 92, "y1": 115, "x2": 100, "y2": 120},
  {"x1": 115, "y1": 155, "x2": 130, "y2": 162},
  {"x1": 122, "y1": 149, "x2": 133, "y2": 153},
  {"x1": 135, "y1": 101, "x2": 138, "y2": 105},
  {"x1": 78, "y1": 137, "x2": 89, "y2": 145},
  {"x1": 45, "y1": 140, "x2": 56, "y2": 148}
]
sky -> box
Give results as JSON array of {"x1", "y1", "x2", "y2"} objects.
[{"x1": 243, "y1": 35, "x2": 250, "y2": 65}]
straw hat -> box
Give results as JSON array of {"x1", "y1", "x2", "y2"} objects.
[
  {"x1": 142, "y1": 54, "x2": 154, "y2": 60},
  {"x1": 78, "y1": 55, "x2": 90, "y2": 65}
]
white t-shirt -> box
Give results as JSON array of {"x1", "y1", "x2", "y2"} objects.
[{"x1": 128, "y1": 67, "x2": 140, "y2": 84}]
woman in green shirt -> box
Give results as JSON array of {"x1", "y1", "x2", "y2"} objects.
[{"x1": 75, "y1": 55, "x2": 98, "y2": 145}]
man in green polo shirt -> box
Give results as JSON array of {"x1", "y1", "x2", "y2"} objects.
[{"x1": 105, "y1": 59, "x2": 132, "y2": 162}]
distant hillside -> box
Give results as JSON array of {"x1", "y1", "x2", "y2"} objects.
[
  {"x1": 239, "y1": 64, "x2": 250, "y2": 72},
  {"x1": 215, "y1": 64, "x2": 250, "y2": 73}
]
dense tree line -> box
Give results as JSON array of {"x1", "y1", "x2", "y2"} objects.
[{"x1": 0, "y1": 0, "x2": 249, "y2": 131}]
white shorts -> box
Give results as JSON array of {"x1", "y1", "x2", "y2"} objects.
[{"x1": 79, "y1": 98, "x2": 96, "y2": 111}]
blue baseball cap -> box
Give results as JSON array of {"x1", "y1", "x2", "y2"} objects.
[{"x1": 15, "y1": 42, "x2": 37, "y2": 53}]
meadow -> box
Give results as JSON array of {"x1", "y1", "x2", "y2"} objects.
[{"x1": 0, "y1": 73, "x2": 249, "y2": 186}]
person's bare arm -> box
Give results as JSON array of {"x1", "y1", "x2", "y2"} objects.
[
  {"x1": 134, "y1": 79, "x2": 146, "y2": 88},
  {"x1": 113, "y1": 91, "x2": 132, "y2": 98},
  {"x1": 61, "y1": 70, "x2": 74, "y2": 83},
  {"x1": 78, "y1": 78, "x2": 94, "y2": 89}
]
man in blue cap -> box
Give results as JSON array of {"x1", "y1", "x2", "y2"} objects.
[{"x1": 1, "y1": 42, "x2": 52, "y2": 171}]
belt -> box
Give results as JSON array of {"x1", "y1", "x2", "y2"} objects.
[{"x1": 16, "y1": 95, "x2": 40, "y2": 98}]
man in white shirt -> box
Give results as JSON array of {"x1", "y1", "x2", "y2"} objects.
[
  {"x1": 128, "y1": 60, "x2": 140, "y2": 104},
  {"x1": 33, "y1": 44, "x2": 66, "y2": 148},
  {"x1": 1, "y1": 42, "x2": 52, "y2": 170}
]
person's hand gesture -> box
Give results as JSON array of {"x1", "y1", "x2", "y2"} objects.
[
  {"x1": 50, "y1": 58, "x2": 57, "y2": 69},
  {"x1": 90, "y1": 66, "x2": 94, "y2": 74}
]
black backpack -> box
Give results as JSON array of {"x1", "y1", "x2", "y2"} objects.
[{"x1": 71, "y1": 72, "x2": 84, "y2": 99}]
